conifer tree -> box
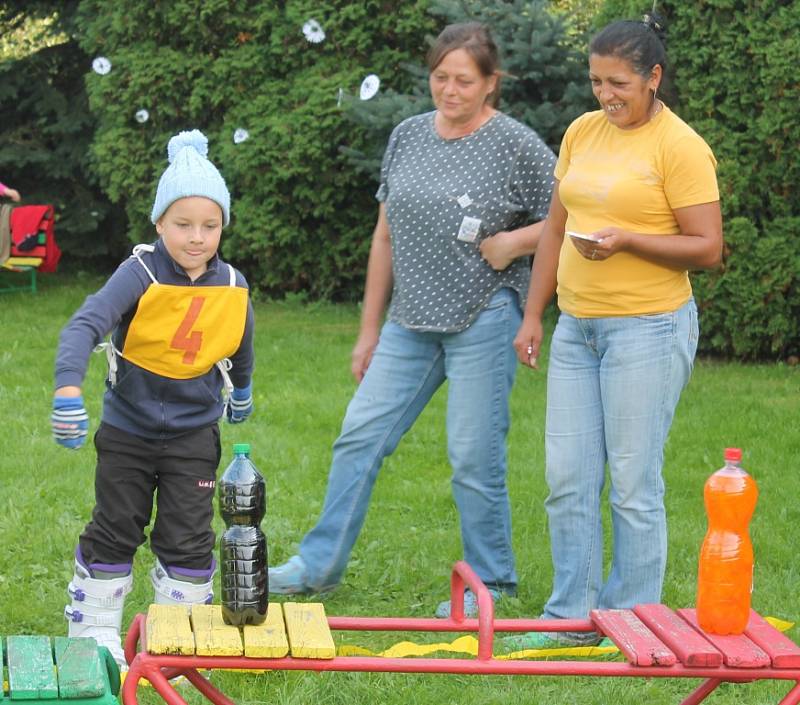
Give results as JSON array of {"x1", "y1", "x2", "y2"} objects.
[{"x1": 341, "y1": 0, "x2": 594, "y2": 181}]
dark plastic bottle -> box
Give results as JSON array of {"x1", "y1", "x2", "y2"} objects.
[{"x1": 218, "y1": 443, "x2": 268, "y2": 625}]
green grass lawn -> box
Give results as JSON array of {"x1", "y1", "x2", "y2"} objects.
[{"x1": 1, "y1": 273, "x2": 798, "y2": 704}]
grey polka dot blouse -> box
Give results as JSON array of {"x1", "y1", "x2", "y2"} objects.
[{"x1": 377, "y1": 110, "x2": 556, "y2": 332}]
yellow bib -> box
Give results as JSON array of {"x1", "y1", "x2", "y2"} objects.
[{"x1": 122, "y1": 283, "x2": 248, "y2": 379}]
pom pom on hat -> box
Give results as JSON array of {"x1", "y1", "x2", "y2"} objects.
[
  {"x1": 167, "y1": 130, "x2": 208, "y2": 162},
  {"x1": 151, "y1": 129, "x2": 230, "y2": 226}
]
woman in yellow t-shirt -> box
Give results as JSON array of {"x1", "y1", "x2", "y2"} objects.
[{"x1": 507, "y1": 13, "x2": 722, "y2": 649}]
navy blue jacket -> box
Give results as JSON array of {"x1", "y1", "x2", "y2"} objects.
[{"x1": 55, "y1": 239, "x2": 255, "y2": 439}]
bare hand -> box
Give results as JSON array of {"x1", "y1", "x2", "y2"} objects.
[
  {"x1": 569, "y1": 227, "x2": 628, "y2": 262},
  {"x1": 513, "y1": 315, "x2": 544, "y2": 369},
  {"x1": 351, "y1": 331, "x2": 379, "y2": 383},
  {"x1": 4, "y1": 188, "x2": 21, "y2": 202},
  {"x1": 479, "y1": 231, "x2": 515, "y2": 271}
]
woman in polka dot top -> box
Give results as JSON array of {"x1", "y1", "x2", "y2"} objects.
[{"x1": 269, "y1": 21, "x2": 557, "y2": 618}]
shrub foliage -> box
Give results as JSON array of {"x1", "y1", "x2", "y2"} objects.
[
  {"x1": 70, "y1": 0, "x2": 436, "y2": 300},
  {"x1": 1, "y1": 0, "x2": 797, "y2": 358},
  {"x1": 0, "y1": 1, "x2": 126, "y2": 267}
]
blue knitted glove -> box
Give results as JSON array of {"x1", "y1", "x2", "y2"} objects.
[
  {"x1": 226, "y1": 384, "x2": 253, "y2": 424},
  {"x1": 51, "y1": 395, "x2": 89, "y2": 449}
]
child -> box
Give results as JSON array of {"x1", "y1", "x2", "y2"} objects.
[{"x1": 51, "y1": 130, "x2": 255, "y2": 669}]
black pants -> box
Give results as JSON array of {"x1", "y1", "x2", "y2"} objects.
[{"x1": 79, "y1": 422, "x2": 221, "y2": 571}]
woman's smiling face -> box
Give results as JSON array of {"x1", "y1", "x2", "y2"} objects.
[
  {"x1": 589, "y1": 53, "x2": 661, "y2": 130},
  {"x1": 429, "y1": 48, "x2": 497, "y2": 129}
]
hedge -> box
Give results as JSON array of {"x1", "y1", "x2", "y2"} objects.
[{"x1": 1, "y1": 0, "x2": 796, "y2": 358}]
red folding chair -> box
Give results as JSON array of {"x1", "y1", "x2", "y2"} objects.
[{"x1": 1, "y1": 204, "x2": 61, "y2": 293}]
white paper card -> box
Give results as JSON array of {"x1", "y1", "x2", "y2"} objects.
[
  {"x1": 566, "y1": 230, "x2": 602, "y2": 242},
  {"x1": 457, "y1": 216, "x2": 482, "y2": 243}
]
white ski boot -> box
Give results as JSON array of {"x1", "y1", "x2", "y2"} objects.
[
  {"x1": 150, "y1": 558, "x2": 214, "y2": 607},
  {"x1": 65, "y1": 560, "x2": 133, "y2": 670}
]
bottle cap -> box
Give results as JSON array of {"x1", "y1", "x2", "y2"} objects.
[
  {"x1": 233, "y1": 443, "x2": 250, "y2": 455},
  {"x1": 724, "y1": 447, "x2": 742, "y2": 462}
]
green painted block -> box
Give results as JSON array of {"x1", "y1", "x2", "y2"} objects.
[
  {"x1": 52, "y1": 639, "x2": 104, "y2": 700},
  {"x1": 6, "y1": 636, "x2": 58, "y2": 700},
  {"x1": 1, "y1": 636, "x2": 117, "y2": 705}
]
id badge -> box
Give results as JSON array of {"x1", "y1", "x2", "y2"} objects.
[{"x1": 457, "y1": 216, "x2": 482, "y2": 243}]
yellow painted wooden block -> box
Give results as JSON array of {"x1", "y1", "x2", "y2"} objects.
[
  {"x1": 191, "y1": 604, "x2": 243, "y2": 656},
  {"x1": 243, "y1": 602, "x2": 289, "y2": 658},
  {"x1": 146, "y1": 604, "x2": 196, "y2": 655},
  {"x1": 283, "y1": 602, "x2": 336, "y2": 659}
]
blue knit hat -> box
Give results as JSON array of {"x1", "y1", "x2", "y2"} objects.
[{"x1": 150, "y1": 130, "x2": 230, "y2": 226}]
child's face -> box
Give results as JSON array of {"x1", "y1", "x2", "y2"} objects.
[{"x1": 156, "y1": 197, "x2": 223, "y2": 281}]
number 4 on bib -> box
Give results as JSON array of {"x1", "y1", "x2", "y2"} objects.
[{"x1": 171, "y1": 296, "x2": 206, "y2": 364}]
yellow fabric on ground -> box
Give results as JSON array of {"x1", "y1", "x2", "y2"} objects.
[
  {"x1": 337, "y1": 636, "x2": 617, "y2": 660},
  {"x1": 336, "y1": 617, "x2": 795, "y2": 660},
  {"x1": 766, "y1": 616, "x2": 794, "y2": 632}
]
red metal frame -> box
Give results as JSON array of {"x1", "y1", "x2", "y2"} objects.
[{"x1": 121, "y1": 561, "x2": 800, "y2": 705}]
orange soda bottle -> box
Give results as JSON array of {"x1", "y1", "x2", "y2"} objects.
[{"x1": 696, "y1": 447, "x2": 758, "y2": 634}]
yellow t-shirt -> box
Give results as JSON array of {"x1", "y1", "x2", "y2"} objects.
[{"x1": 555, "y1": 106, "x2": 719, "y2": 317}]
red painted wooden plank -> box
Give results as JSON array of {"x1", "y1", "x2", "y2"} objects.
[
  {"x1": 591, "y1": 609, "x2": 676, "y2": 666},
  {"x1": 744, "y1": 610, "x2": 800, "y2": 668},
  {"x1": 676, "y1": 608, "x2": 770, "y2": 668},
  {"x1": 633, "y1": 604, "x2": 723, "y2": 667}
]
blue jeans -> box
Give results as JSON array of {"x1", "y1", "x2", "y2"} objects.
[
  {"x1": 298, "y1": 288, "x2": 522, "y2": 592},
  {"x1": 543, "y1": 298, "x2": 698, "y2": 622}
]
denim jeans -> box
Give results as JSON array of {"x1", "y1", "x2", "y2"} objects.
[
  {"x1": 542, "y1": 298, "x2": 698, "y2": 623},
  {"x1": 298, "y1": 288, "x2": 522, "y2": 592}
]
